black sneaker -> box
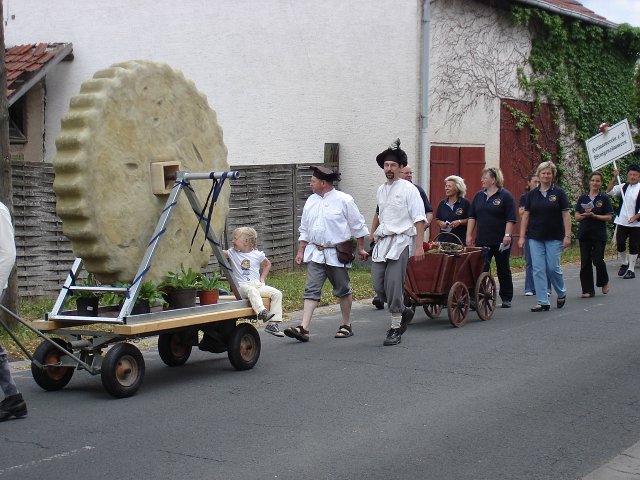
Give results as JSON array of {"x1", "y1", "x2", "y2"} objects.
[
  {"x1": 0, "y1": 393, "x2": 27, "y2": 421},
  {"x1": 372, "y1": 296, "x2": 384, "y2": 310},
  {"x1": 400, "y1": 308, "x2": 414, "y2": 333},
  {"x1": 623, "y1": 270, "x2": 636, "y2": 279},
  {"x1": 383, "y1": 328, "x2": 402, "y2": 346},
  {"x1": 619, "y1": 264, "x2": 629, "y2": 277},
  {"x1": 501, "y1": 300, "x2": 512, "y2": 308}
]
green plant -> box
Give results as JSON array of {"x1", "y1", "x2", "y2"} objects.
[
  {"x1": 69, "y1": 273, "x2": 100, "y2": 300},
  {"x1": 197, "y1": 272, "x2": 224, "y2": 291},
  {"x1": 162, "y1": 264, "x2": 200, "y2": 290},
  {"x1": 136, "y1": 280, "x2": 165, "y2": 305}
]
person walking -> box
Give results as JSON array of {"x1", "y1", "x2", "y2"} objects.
[
  {"x1": 575, "y1": 171, "x2": 613, "y2": 297},
  {"x1": 435, "y1": 175, "x2": 470, "y2": 244},
  {"x1": 518, "y1": 161, "x2": 571, "y2": 312},
  {"x1": 606, "y1": 164, "x2": 640, "y2": 280},
  {"x1": 0, "y1": 200, "x2": 27, "y2": 421},
  {"x1": 466, "y1": 167, "x2": 517, "y2": 308},
  {"x1": 284, "y1": 166, "x2": 369, "y2": 342},
  {"x1": 371, "y1": 139, "x2": 426, "y2": 346}
]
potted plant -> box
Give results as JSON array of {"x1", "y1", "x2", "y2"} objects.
[
  {"x1": 162, "y1": 264, "x2": 200, "y2": 309},
  {"x1": 197, "y1": 272, "x2": 225, "y2": 305},
  {"x1": 130, "y1": 280, "x2": 165, "y2": 314},
  {"x1": 70, "y1": 273, "x2": 100, "y2": 317}
]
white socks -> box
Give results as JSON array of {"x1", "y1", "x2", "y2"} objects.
[
  {"x1": 628, "y1": 254, "x2": 638, "y2": 272},
  {"x1": 619, "y1": 251, "x2": 628, "y2": 265}
]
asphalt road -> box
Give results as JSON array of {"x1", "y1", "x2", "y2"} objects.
[{"x1": 2, "y1": 261, "x2": 640, "y2": 480}]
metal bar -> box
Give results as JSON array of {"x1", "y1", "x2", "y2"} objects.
[
  {"x1": 68, "y1": 286, "x2": 128, "y2": 293},
  {"x1": 0, "y1": 304, "x2": 97, "y2": 373},
  {"x1": 119, "y1": 179, "x2": 186, "y2": 320},
  {"x1": 182, "y1": 171, "x2": 240, "y2": 181},
  {"x1": 46, "y1": 314, "x2": 125, "y2": 325},
  {"x1": 181, "y1": 179, "x2": 241, "y2": 299},
  {"x1": 49, "y1": 258, "x2": 83, "y2": 316}
]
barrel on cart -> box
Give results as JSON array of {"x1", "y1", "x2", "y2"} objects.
[{"x1": 404, "y1": 244, "x2": 497, "y2": 327}]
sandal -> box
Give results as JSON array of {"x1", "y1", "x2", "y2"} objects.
[
  {"x1": 334, "y1": 324, "x2": 353, "y2": 338},
  {"x1": 580, "y1": 293, "x2": 594, "y2": 298},
  {"x1": 284, "y1": 325, "x2": 309, "y2": 342},
  {"x1": 531, "y1": 304, "x2": 550, "y2": 312},
  {"x1": 602, "y1": 284, "x2": 610, "y2": 295},
  {"x1": 557, "y1": 296, "x2": 566, "y2": 309}
]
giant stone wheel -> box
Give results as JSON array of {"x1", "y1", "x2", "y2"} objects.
[{"x1": 53, "y1": 60, "x2": 230, "y2": 284}]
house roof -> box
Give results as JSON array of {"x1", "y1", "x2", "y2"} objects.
[
  {"x1": 5, "y1": 42, "x2": 73, "y2": 106},
  {"x1": 516, "y1": 0, "x2": 616, "y2": 27}
]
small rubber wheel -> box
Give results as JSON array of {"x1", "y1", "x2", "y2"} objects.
[
  {"x1": 158, "y1": 332, "x2": 193, "y2": 366},
  {"x1": 31, "y1": 338, "x2": 75, "y2": 391},
  {"x1": 423, "y1": 303, "x2": 443, "y2": 319},
  {"x1": 227, "y1": 323, "x2": 261, "y2": 371},
  {"x1": 447, "y1": 281, "x2": 470, "y2": 328},
  {"x1": 101, "y1": 343, "x2": 145, "y2": 398},
  {"x1": 475, "y1": 272, "x2": 497, "y2": 321}
]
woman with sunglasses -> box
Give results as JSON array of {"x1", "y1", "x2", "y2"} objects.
[{"x1": 466, "y1": 167, "x2": 517, "y2": 308}]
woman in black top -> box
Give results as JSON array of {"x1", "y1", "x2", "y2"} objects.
[
  {"x1": 467, "y1": 167, "x2": 517, "y2": 308},
  {"x1": 435, "y1": 175, "x2": 470, "y2": 244},
  {"x1": 575, "y1": 171, "x2": 613, "y2": 297},
  {"x1": 518, "y1": 161, "x2": 571, "y2": 312}
]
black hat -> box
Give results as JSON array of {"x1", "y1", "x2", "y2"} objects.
[
  {"x1": 628, "y1": 164, "x2": 640, "y2": 173},
  {"x1": 310, "y1": 165, "x2": 341, "y2": 182},
  {"x1": 376, "y1": 138, "x2": 407, "y2": 168}
]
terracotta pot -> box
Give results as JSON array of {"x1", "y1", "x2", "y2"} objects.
[
  {"x1": 76, "y1": 297, "x2": 99, "y2": 317},
  {"x1": 167, "y1": 288, "x2": 197, "y2": 309},
  {"x1": 199, "y1": 289, "x2": 219, "y2": 305}
]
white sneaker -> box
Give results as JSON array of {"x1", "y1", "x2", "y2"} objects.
[
  {"x1": 264, "y1": 322, "x2": 284, "y2": 337},
  {"x1": 525, "y1": 292, "x2": 534, "y2": 296}
]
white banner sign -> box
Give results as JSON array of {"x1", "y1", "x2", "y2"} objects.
[{"x1": 585, "y1": 118, "x2": 635, "y2": 171}]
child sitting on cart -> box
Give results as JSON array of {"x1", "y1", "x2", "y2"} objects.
[{"x1": 224, "y1": 227, "x2": 284, "y2": 337}]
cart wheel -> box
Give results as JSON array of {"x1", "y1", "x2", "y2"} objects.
[
  {"x1": 423, "y1": 303, "x2": 443, "y2": 319},
  {"x1": 31, "y1": 338, "x2": 75, "y2": 391},
  {"x1": 447, "y1": 281, "x2": 470, "y2": 328},
  {"x1": 475, "y1": 272, "x2": 497, "y2": 321},
  {"x1": 101, "y1": 343, "x2": 145, "y2": 398},
  {"x1": 158, "y1": 332, "x2": 192, "y2": 366},
  {"x1": 227, "y1": 323, "x2": 261, "y2": 371}
]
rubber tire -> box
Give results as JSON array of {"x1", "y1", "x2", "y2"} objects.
[
  {"x1": 158, "y1": 332, "x2": 193, "y2": 366},
  {"x1": 100, "y1": 343, "x2": 145, "y2": 398},
  {"x1": 227, "y1": 323, "x2": 261, "y2": 371},
  {"x1": 423, "y1": 303, "x2": 443, "y2": 319},
  {"x1": 31, "y1": 338, "x2": 75, "y2": 391}
]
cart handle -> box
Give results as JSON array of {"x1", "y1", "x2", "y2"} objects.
[{"x1": 435, "y1": 231, "x2": 463, "y2": 246}]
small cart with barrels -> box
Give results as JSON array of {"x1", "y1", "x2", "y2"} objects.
[{"x1": 404, "y1": 240, "x2": 497, "y2": 327}]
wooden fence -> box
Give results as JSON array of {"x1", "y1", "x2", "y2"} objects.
[{"x1": 11, "y1": 160, "x2": 335, "y2": 298}]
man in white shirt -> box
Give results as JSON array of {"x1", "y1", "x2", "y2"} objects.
[
  {"x1": 284, "y1": 166, "x2": 370, "y2": 342},
  {"x1": 607, "y1": 165, "x2": 640, "y2": 279},
  {"x1": 0, "y1": 201, "x2": 27, "y2": 421},
  {"x1": 371, "y1": 140, "x2": 426, "y2": 346}
]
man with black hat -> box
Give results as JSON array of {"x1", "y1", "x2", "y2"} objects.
[
  {"x1": 284, "y1": 166, "x2": 370, "y2": 342},
  {"x1": 371, "y1": 139, "x2": 426, "y2": 346},
  {"x1": 607, "y1": 164, "x2": 640, "y2": 279}
]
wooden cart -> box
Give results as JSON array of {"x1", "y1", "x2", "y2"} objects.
[{"x1": 404, "y1": 246, "x2": 497, "y2": 327}]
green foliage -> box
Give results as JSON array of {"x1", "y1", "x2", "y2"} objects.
[
  {"x1": 197, "y1": 272, "x2": 225, "y2": 291},
  {"x1": 511, "y1": 7, "x2": 640, "y2": 190},
  {"x1": 162, "y1": 264, "x2": 199, "y2": 289},
  {"x1": 70, "y1": 273, "x2": 100, "y2": 300},
  {"x1": 137, "y1": 280, "x2": 165, "y2": 305}
]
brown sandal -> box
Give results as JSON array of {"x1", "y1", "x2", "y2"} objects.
[
  {"x1": 284, "y1": 325, "x2": 309, "y2": 342},
  {"x1": 334, "y1": 324, "x2": 353, "y2": 338}
]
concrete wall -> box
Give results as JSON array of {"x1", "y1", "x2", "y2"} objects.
[{"x1": 3, "y1": 0, "x2": 423, "y2": 224}]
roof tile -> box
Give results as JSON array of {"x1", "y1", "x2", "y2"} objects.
[{"x1": 4, "y1": 43, "x2": 72, "y2": 98}]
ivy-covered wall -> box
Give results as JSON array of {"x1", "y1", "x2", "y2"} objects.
[{"x1": 511, "y1": 7, "x2": 640, "y2": 195}]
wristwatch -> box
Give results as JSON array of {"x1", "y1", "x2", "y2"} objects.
[{"x1": 504, "y1": 233, "x2": 512, "y2": 237}]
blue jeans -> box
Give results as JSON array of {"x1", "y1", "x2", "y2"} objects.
[
  {"x1": 527, "y1": 239, "x2": 566, "y2": 306},
  {"x1": 524, "y1": 242, "x2": 551, "y2": 294}
]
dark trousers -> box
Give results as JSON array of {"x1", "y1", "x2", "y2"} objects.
[
  {"x1": 482, "y1": 245, "x2": 513, "y2": 302},
  {"x1": 579, "y1": 239, "x2": 608, "y2": 294},
  {"x1": 616, "y1": 225, "x2": 640, "y2": 255}
]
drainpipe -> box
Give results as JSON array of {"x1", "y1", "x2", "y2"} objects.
[{"x1": 418, "y1": 0, "x2": 430, "y2": 191}]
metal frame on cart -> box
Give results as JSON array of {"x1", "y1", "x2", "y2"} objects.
[{"x1": 18, "y1": 169, "x2": 265, "y2": 398}]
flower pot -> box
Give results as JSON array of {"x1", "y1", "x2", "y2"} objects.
[
  {"x1": 199, "y1": 289, "x2": 219, "y2": 305},
  {"x1": 167, "y1": 288, "x2": 197, "y2": 309},
  {"x1": 131, "y1": 300, "x2": 151, "y2": 315},
  {"x1": 76, "y1": 297, "x2": 99, "y2": 317}
]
